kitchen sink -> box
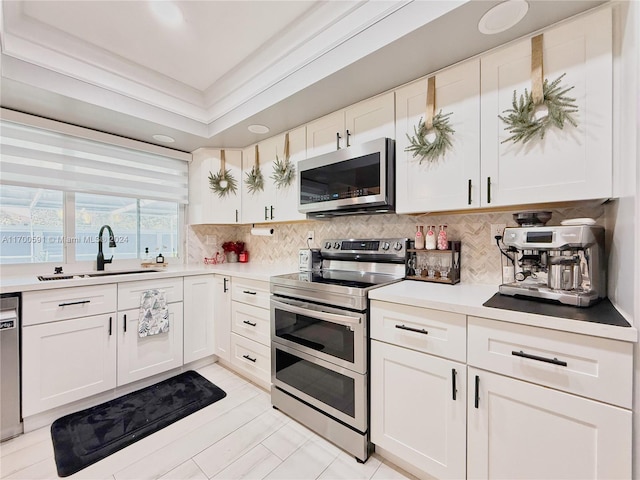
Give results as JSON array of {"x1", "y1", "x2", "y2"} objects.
[{"x1": 37, "y1": 269, "x2": 162, "y2": 281}]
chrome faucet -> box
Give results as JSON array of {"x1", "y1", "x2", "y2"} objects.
[{"x1": 97, "y1": 225, "x2": 117, "y2": 271}]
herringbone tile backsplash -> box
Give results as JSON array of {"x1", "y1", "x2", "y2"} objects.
[{"x1": 187, "y1": 204, "x2": 605, "y2": 285}]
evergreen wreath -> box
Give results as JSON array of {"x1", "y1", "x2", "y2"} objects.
[
  {"x1": 405, "y1": 111, "x2": 455, "y2": 163},
  {"x1": 499, "y1": 73, "x2": 578, "y2": 145},
  {"x1": 245, "y1": 165, "x2": 264, "y2": 194},
  {"x1": 271, "y1": 154, "x2": 295, "y2": 189},
  {"x1": 208, "y1": 169, "x2": 238, "y2": 197}
]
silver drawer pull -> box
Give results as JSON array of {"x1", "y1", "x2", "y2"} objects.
[
  {"x1": 511, "y1": 350, "x2": 567, "y2": 367},
  {"x1": 58, "y1": 300, "x2": 91, "y2": 307},
  {"x1": 243, "y1": 320, "x2": 257, "y2": 327},
  {"x1": 395, "y1": 324, "x2": 429, "y2": 335},
  {"x1": 242, "y1": 290, "x2": 257, "y2": 295},
  {"x1": 242, "y1": 354, "x2": 257, "y2": 363}
]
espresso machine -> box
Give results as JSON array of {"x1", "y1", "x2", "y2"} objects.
[{"x1": 499, "y1": 224, "x2": 606, "y2": 307}]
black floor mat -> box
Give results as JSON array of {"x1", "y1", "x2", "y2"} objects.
[{"x1": 51, "y1": 370, "x2": 226, "y2": 477}]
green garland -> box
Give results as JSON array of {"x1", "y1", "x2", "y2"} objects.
[
  {"x1": 271, "y1": 154, "x2": 295, "y2": 189},
  {"x1": 208, "y1": 169, "x2": 238, "y2": 197},
  {"x1": 405, "y1": 111, "x2": 455, "y2": 163},
  {"x1": 499, "y1": 73, "x2": 578, "y2": 145},
  {"x1": 245, "y1": 165, "x2": 264, "y2": 194}
]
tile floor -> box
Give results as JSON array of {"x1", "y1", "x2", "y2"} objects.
[{"x1": 0, "y1": 363, "x2": 418, "y2": 480}]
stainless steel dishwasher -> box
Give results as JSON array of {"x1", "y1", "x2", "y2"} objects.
[{"x1": 1, "y1": 293, "x2": 22, "y2": 441}]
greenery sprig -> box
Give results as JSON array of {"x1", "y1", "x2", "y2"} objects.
[
  {"x1": 245, "y1": 165, "x2": 264, "y2": 194},
  {"x1": 271, "y1": 154, "x2": 295, "y2": 189},
  {"x1": 208, "y1": 169, "x2": 238, "y2": 197},
  {"x1": 499, "y1": 73, "x2": 578, "y2": 145},
  {"x1": 405, "y1": 111, "x2": 455, "y2": 163}
]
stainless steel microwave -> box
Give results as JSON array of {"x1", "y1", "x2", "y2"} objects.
[{"x1": 298, "y1": 137, "x2": 395, "y2": 218}]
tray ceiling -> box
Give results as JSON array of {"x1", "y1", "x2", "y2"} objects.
[{"x1": 0, "y1": 0, "x2": 605, "y2": 151}]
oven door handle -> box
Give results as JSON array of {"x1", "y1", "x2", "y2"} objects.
[{"x1": 271, "y1": 299, "x2": 361, "y2": 326}]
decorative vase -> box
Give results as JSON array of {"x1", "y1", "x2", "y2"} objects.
[{"x1": 226, "y1": 251, "x2": 238, "y2": 263}]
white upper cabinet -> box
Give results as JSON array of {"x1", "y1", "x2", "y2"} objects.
[
  {"x1": 396, "y1": 59, "x2": 481, "y2": 214},
  {"x1": 480, "y1": 8, "x2": 612, "y2": 207},
  {"x1": 241, "y1": 126, "x2": 306, "y2": 224},
  {"x1": 306, "y1": 92, "x2": 395, "y2": 158},
  {"x1": 189, "y1": 148, "x2": 242, "y2": 224}
]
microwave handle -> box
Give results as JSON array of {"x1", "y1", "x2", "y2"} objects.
[{"x1": 271, "y1": 299, "x2": 361, "y2": 326}]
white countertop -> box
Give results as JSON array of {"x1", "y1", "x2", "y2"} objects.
[
  {"x1": 0, "y1": 262, "x2": 298, "y2": 294},
  {"x1": 369, "y1": 281, "x2": 637, "y2": 343}
]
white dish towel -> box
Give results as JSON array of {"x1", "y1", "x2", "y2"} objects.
[{"x1": 138, "y1": 289, "x2": 169, "y2": 337}]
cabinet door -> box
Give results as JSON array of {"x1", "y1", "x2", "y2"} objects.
[
  {"x1": 396, "y1": 60, "x2": 481, "y2": 213},
  {"x1": 480, "y1": 8, "x2": 612, "y2": 206},
  {"x1": 241, "y1": 139, "x2": 276, "y2": 224},
  {"x1": 214, "y1": 275, "x2": 231, "y2": 362},
  {"x1": 22, "y1": 314, "x2": 116, "y2": 416},
  {"x1": 371, "y1": 340, "x2": 466, "y2": 479},
  {"x1": 189, "y1": 148, "x2": 242, "y2": 224},
  {"x1": 467, "y1": 367, "x2": 631, "y2": 479},
  {"x1": 306, "y1": 110, "x2": 344, "y2": 157},
  {"x1": 117, "y1": 303, "x2": 184, "y2": 386},
  {"x1": 345, "y1": 91, "x2": 395, "y2": 146},
  {"x1": 183, "y1": 275, "x2": 215, "y2": 364},
  {"x1": 271, "y1": 126, "x2": 307, "y2": 222}
]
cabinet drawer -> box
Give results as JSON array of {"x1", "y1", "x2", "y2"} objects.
[
  {"x1": 370, "y1": 300, "x2": 466, "y2": 363},
  {"x1": 229, "y1": 333, "x2": 270, "y2": 387},
  {"x1": 468, "y1": 316, "x2": 633, "y2": 408},
  {"x1": 231, "y1": 278, "x2": 269, "y2": 309},
  {"x1": 23, "y1": 284, "x2": 117, "y2": 325},
  {"x1": 231, "y1": 301, "x2": 270, "y2": 346},
  {"x1": 118, "y1": 277, "x2": 183, "y2": 310}
]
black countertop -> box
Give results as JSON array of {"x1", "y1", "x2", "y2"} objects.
[{"x1": 483, "y1": 294, "x2": 631, "y2": 328}]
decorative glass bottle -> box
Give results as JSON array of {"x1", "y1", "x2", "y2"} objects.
[
  {"x1": 425, "y1": 225, "x2": 437, "y2": 250},
  {"x1": 414, "y1": 225, "x2": 425, "y2": 249},
  {"x1": 437, "y1": 225, "x2": 448, "y2": 250}
]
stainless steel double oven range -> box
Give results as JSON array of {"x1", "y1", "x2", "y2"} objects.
[{"x1": 270, "y1": 238, "x2": 407, "y2": 462}]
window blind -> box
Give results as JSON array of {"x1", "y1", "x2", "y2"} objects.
[{"x1": 0, "y1": 120, "x2": 189, "y2": 204}]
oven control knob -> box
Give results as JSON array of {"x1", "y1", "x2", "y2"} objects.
[
  {"x1": 393, "y1": 241, "x2": 403, "y2": 251},
  {"x1": 333, "y1": 242, "x2": 341, "y2": 249},
  {"x1": 382, "y1": 242, "x2": 390, "y2": 250},
  {"x1": 324, "y1": 242, "x2": 332, "y2": 249}
]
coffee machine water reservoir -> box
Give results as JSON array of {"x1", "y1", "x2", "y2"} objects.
[{"x1": 499, "y1": 225, "x2": 606, "y2": 307}]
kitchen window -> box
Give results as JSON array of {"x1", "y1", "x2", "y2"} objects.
[
  {"x1": 0, "y1": 117, "x2": 188, "y2": 265},
  {"x1": 0, "y1": 186, "x2": 64, "y2": 264}
]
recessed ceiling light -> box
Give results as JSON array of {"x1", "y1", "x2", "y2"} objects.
[
  {"x1": 478, "y1": 0, "x2": 529, "y2": 35},
  {"x1": 248, "y1": 124, "x2": 270, "y2": 134},
  {"x1": 152, "y1": 134, "x2": 175, "y2": 143},
  {"x1": 149, "y1": 1, "x2": 184, "y2": 27}
]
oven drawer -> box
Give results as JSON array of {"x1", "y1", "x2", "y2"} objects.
[
  {"x1": 468, "y1": 316, "x2": 633, "y2": 409},
  {"x1": 232, "y1": 278, "x2": 270, "y2": 309},
  {"x1": 370, "y1": 300, "x2": 466, "y2": 363},
  {"x1": 231, "y1": 302, "x2": 269, "y2": 346},
  {"x1": 229, "y1": 333, "x2": 270, "y2": 387}
]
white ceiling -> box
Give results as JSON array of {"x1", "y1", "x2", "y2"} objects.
[{"x1": 0, "y1": 0, "x2": 605, "y2": 152}]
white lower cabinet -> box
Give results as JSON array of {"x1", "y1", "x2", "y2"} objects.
[
  {"x1": 116, "y1": 303, "x2": 184, "y2": 386},
  {"x1": 214, "y1": 275, "x2": 232, "y2": 362},
  {"x1": 228, "y1": 277, "x2": 271, "y2": 388},
  {"x1": 370, "y1": 301, "x2": 633, "y2": 479},
  {"x1": 183, "y1": 274, "x2": 215, "y2": 364},
  {"x1": 22, "y1": 313, "x2": 117, "y2": 417},
  {"x1": 467, "y1": 367, "x2": 631, "y2": 480},
  {"x1": 371, "y1": 340, "x2": 466, "y2": 480}
]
